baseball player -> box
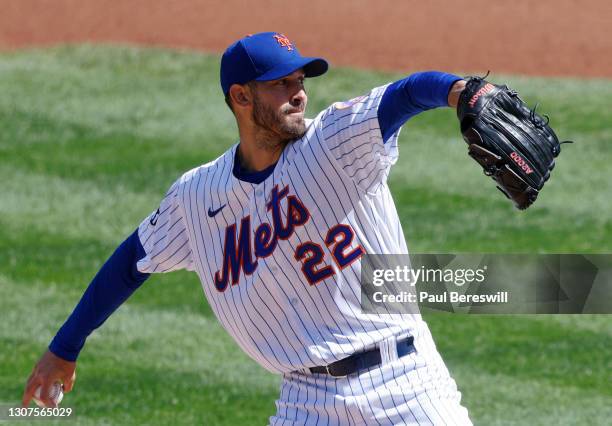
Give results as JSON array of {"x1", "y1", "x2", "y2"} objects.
[{"x1": 23, "y1": 32, "x2": 473, "y2": 424}]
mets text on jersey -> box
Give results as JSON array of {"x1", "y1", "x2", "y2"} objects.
[{"x1": 214, "y1": 184, "x2": 364, "y2": 290}]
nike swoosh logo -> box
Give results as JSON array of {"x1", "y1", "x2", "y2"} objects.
[{"x1": 208, "y1": 204, "x2": 226, "y2": 218}]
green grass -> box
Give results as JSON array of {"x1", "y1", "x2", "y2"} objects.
[{"x1": 0, "y1": 45, "x2": 610, "y2": 425}]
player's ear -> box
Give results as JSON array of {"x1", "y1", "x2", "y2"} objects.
[{"x1": 229, "y1": 84, "x2": 252, "y2": 108}]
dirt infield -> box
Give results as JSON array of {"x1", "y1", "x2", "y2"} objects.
[{"x1": 1, "y1": 0, "x2": 611, "y2": 78}]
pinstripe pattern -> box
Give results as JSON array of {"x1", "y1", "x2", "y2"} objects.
[
  {"x1": 138, "y1": 180, "x2": 195, "y2": 273},
  {"x1": 270, "y1": 330, "x2": 471, "y2": 425},
  {"x1": 136, "y1": 84, "x2": 470, "y2": 424}
]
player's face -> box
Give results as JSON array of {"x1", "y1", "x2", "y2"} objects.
[{"x1": 250, "y1": 70, "x2": 308, "y2": 143}]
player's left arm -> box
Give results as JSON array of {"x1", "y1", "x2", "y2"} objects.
[
  {"x1": 319, "y1": 71, "x2": 467, "y2": 194},
  {"x1": 378, "y1": 71, "x2": 465, "y2": 143},
  {"x1": 380, "y1": 72, "x2": 568, "y2": 209}
]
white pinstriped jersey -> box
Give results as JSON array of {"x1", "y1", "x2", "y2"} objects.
[{"x1": 136, "y1": 84, "x2": 431, "y2": 374}]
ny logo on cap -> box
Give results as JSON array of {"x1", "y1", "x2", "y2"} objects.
[{"x1": 273, "y1": 34, "x2": 294, "y2": 51}]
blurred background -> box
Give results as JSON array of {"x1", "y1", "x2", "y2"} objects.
[
  {"x1": 1, "y1": 1, "x2": 611, "y2": 425},
  {"x1": 2, "y1": 0, "x2": 612, "y2": 78}
]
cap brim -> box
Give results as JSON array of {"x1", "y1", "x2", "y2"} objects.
[{"x1": 255, "y1": 57, "x2": 329, "y2": 82}]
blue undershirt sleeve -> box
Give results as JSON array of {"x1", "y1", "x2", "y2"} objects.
[
  {"x1": 378, "y1": 71, "x2": 463, "y2": 143},
  {"x1": 48, "y1": 229, "x2": 150, "y2": 361}
]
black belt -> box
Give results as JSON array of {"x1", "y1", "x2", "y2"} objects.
[{"x1": 309, "y1": 336, "x2": 415, "y2": 377}]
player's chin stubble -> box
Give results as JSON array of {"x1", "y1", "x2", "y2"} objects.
[{"x1": 252, "y1": 94, "x2": 306, "y2": 151}]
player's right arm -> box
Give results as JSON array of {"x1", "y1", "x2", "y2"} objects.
[
  {"x1": 22, "y1": 179, "x2": 193, "y2": 407},
  {"x1": 22, "y1": 229, "x2": 150, "y2": 407}
]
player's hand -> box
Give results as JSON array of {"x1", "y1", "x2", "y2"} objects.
[{"x1": 22, "y1": 350, "x2": 76, "y2": 407}]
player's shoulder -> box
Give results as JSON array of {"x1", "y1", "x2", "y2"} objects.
[
  {"x1": 293, "y1": 83, "x2": 390, "y2": 144},
  {"x1": 308, "y1": 83, "x2": 390, "y2": 144},
  {"x1": 169, "y1": 146, "x2": 235, "y2": 192},
  {"x1": 323, "y1": 84, "x2": 390, "y2": 116}
]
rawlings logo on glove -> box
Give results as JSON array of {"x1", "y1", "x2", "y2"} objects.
[{"x1": 457, "y1": 75, "x2": 572, "y2": 210}]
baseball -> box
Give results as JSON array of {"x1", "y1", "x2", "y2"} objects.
[{"x1": 33, "y1": 382, "x2": 64, "y2": 407}]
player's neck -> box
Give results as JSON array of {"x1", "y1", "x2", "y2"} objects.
[{"x1": 237, "y1": 130, "x2": 286, "y2": 172}]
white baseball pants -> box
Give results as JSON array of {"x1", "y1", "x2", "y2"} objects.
[{"x1": 269, "y1": 330, "x2": 472, "y2": 425}]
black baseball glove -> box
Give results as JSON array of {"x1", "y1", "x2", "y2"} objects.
[{"x1": 456, "y1": 76, "x2": 571, "y2": 209}]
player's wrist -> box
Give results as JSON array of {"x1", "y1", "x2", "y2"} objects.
[
  {"x1": 447, "y1": 79, "x2": 466, "y2": 108},
  {"x1": 48, "y1": 338, "x2": 80, "y2": 363}
]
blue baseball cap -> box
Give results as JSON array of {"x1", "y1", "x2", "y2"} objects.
[{"x1": 220, "y1": 32, "x2": 329, "y2": 96}]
